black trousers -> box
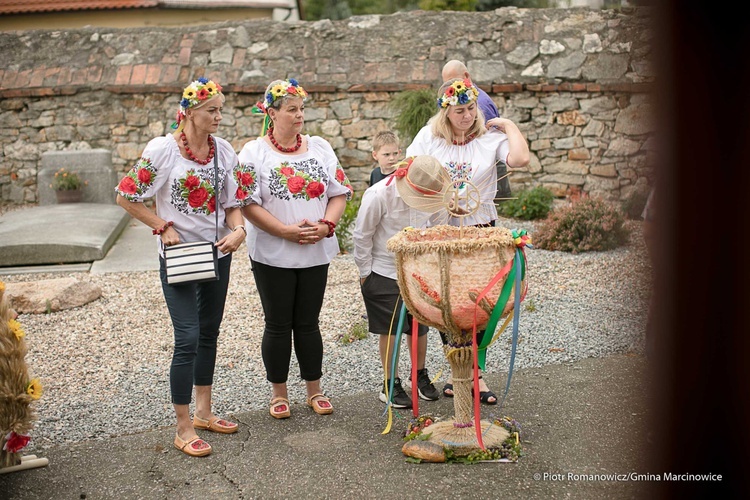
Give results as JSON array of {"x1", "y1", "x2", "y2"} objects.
[{"x1": 251, "y1": 259, "x2": 329, "y2": 383}]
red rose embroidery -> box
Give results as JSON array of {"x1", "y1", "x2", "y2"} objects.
[
  {"x1": 188, "y1": 187, "x2": 209, "y2": 208},
  {"x1": 137, "y1": 168, "x2": 151, "y2": 184},
  {"x1": 3, "y1": 431, "x2": 30, "y2": 453},
  {"x1": 207, "y1": 195, "x2": 216, "y2": 214},
  {"x1": 239, "y1": 172, "x2": 254, "y2": 186},
  {"x1": 118, "y1": 176, "x2": 137, "y2": 194},
  {"x1": 306, "y1": 181, "x2": 325, "y2": 199},
  {"x1": 236, "y1": 188, "x2": 248, "y2": 200},
  {"x1": 184, "y1": 175, "x2": 201, "y2": 190},
  {"x1": 336, "y1": 169, "x2": 345, "y2": 182},
  {"x1": 280, "y1": 167, "x2": 294, "y2": 178},
  {"x1": 287, "y1": 175, "x2": 305, "y2": 194}
]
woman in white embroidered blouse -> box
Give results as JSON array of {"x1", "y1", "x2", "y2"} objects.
[
  {"x1": 115, "y1": 78, "x2": 249, "y2": 457},
  {"x1": 405, "y1": 77, "x2": 530, "y2": 405},
  {"x1": 238, "y1": 79, "x2": 353, "y2": 419}
]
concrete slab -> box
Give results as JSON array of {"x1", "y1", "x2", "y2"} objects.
[
  {"x1": 90, "y1": 217, "x2": 159, "y2": 274},
  {"x1": 0, "y1": 204, "x2": 129, "y2": 267}
]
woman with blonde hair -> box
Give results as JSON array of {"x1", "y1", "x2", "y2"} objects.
[
  {"x1": 116, "y1": 77, "x2": 251, "y2": 457},
  {"x1": 406, "y1": 77, "x2": 530, "y2": 403}
]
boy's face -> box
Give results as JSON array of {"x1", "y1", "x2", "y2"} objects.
[{"x1": 372, "y1": 143, "x2": 401, "y2": 172}]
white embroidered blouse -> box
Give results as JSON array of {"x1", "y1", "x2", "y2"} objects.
[
  {"x1": 405, "y1": 126, "x2": 510, "y2": 227},
  {"x1": 115, "y1": 133, "x2": 251, "y2": 258},
  {"x1": 237, "y1": 135, "x2": 353, "y2": 268}
]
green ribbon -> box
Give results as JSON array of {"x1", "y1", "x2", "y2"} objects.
[{"x1": 476, "y1": 230, "x2": 528, "y2": 370}]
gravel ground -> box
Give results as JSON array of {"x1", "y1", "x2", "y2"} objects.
[{"x1": 2, "y1": 217, "x2": 651, "y2": 452}]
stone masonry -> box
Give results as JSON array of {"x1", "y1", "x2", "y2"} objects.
[{"x1": 0, "y1": 7, "x2": 655, "y2": 205}]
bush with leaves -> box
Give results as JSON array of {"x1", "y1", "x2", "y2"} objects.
[
  {"x1": 336, "y1": 192, "x2": 362, "y2": 253},
  {"x1": 389, "y1": 88, "x2": 436, "y2": 144},
  {"x1": 499, "y1": 185, "x2": 554, "y2": 220},
  {"x1": 534, "y1": 196, "x2": 630, "y2": 253}
]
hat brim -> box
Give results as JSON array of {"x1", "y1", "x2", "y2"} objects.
[{"x1": 395, "y1": 177, "x2": 451, "y2": 214}]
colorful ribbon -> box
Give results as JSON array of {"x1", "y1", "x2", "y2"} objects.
[
  {"x1": 381, "y1": 301, "x2": 408, "y2": 434},
  {"x1": 470, "y1": 228, "x2": 531, "y2": 449}
]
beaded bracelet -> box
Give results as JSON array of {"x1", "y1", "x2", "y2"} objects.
[
  {"x1": 152, "y1": 220, "x2": 174, "y2": 235},
  {"x1": 318, "y1": 218, "x2": 336, "y2": 238}
]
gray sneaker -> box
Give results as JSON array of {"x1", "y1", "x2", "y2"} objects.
[{"x1": 379, "y1": 378, "x2": 413, "y2": 409}]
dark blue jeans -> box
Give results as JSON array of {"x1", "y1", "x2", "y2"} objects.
[
  {"x1": 160, "y1": 253, "x2": 232, "y2": 405},
  {"x1": 251, "y1": 259, "x2": 328, "y2": 384}
]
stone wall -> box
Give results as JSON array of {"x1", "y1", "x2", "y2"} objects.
[{"x1": 0, "y1": 7, "x2": 655, "y2": 205}]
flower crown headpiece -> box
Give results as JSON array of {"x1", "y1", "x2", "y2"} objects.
[
  {"x1": 251, "y1": 78, "x2": 307, "y2": 136},
  {"x1": 437, "y1": 78, "x2": 480, "y2": 109},
  {"x1": 172, "y1": 77, "x2": 223, "y2": 130}
]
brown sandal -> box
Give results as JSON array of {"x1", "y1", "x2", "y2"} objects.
[
  {"x1": 193, "y1": 415, "x2": 238, "y2": 434},
  {"x1": 306, "y1": 393, "x2": 333, "y2": 415},
  {"x1": 270, "y1": 397, "x2": 291, "y2": 419},
  {"x1": 174, "y1": 434, "x2": 212, "y2": 457}
]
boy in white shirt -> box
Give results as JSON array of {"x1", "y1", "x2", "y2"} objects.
[{"x1": 354, "y1": 155, "x2": 450, "y2": 408}]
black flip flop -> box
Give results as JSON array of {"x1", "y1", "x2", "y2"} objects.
[
  {"x1": 442, "y1": 383, "x2": 454, "y2": 398},
  {"x1": 478, "y1": 390, "x2": 498, "y2": 405}
]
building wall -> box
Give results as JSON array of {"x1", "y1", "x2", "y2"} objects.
[{"x1": 0, "y1": 7, "x2": 655, "y2": 205}]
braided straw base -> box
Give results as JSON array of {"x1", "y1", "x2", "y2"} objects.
[
  {"x1": 424, "y1": 420, "x2": 510, "y2": 457},
  {"x1": 423, "y1": 346, "x2": 509, "y2": 455}
]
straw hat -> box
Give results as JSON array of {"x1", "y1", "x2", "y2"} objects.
[{"x1": 393, "y1": 155, "x2": 452, "y2": 214}]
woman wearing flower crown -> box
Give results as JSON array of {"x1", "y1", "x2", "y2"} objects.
[
  {"x1": 238, "y1": 79, "x2": 353, "y2": 419},
  {"x1": 115, "y1": 78, "x2": 250, "y2": 457},
  {"x1": 405, "y1": 77, "x2": 530, "y2": 404}
]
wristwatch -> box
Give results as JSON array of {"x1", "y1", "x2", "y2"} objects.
[{"x1": 232, "y1": 225, "x2": 247, "y2": 236}]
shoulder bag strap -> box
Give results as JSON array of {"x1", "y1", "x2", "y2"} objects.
[{"x1": 212, "y1": 136, "x2": 219, "y2": 243}]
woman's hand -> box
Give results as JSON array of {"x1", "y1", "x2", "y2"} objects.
[
  {"x1": 216, "y1": 227, "x2": 246, "y2": 253},
  {"x1": 160, "y1": 226, "x2": 180, "y2": 247},
  {"x1": 486, "y1": 117, "x2": 512, "y2": 133},
  {"x1": 447, "y1": 194, "x2": 469, "y2": 215},
  {"x1": 281, "y1": 220, "x2": 324, "y2": 245}
]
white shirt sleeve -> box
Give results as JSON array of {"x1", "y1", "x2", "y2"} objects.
[
  {"x1": 352, "y1": 186, "x2": 383, "y2": 278},
  {"x1": 405, "y1": 126, "x2": 432, "y2": 158},
  {"x1": 115, "y1": 135, "x2": 175, "y2": 201}
]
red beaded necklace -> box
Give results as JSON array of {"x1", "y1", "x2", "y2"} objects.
[
  {"x1": 452, "y1": 133, "x2": 477, "y2": 146},
  {"x1": 268, "y1": 126, "x2": 302, "y2": 153},
  {"x1": 181, "y1": 132, "x2": 215, "y2": 165}
]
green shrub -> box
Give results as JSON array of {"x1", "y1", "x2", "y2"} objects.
[
  {"x1": 499, "y1": 186, "x2": 554, "y2": 220},
  {"x1": 534, "y1": 197, "x2": 630, "y2": 253},
  {"x1": 336, "y1": 192, "x2": 362, "y2": 253},
  {"x1": 389, "y1": 88, "x2": 436, "y2": 144}
]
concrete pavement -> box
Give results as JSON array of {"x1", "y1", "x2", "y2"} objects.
[
  {"x1": 1, "y1": 205, "x2": 660, "y2": 498},
  {"x1": 1, "y1": 355, "x2": 654, "y2": 499}
]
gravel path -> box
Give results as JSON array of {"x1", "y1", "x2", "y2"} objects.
[{"x1": 3, "y1": 218, "x2": 651, "y2": 452}]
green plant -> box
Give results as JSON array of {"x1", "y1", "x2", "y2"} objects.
[
  {"x1": 389, "y1": 88, "x2": 436, "y2": 144},
  {"x1": 339, "y1": 319, "x2": 368, "y2": 344},
  {"x1": 51, "y1": 168, "x2": 85, "y2": 191},
  {"x1": 336, "y1": 192, "x2": 362, "y2": 253},
  {"x1": 524, "y1": 299, "x2": 536, "y2": 313},
  {"x1": 534, "y1": 196, "x2": 630, "y2": 254},
  {"x1": 499, "y1": 186, "x2": 554, "y2": 220},
  {"x1": 419, "y1": 0, "x2": 477, "y2": 11}
]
